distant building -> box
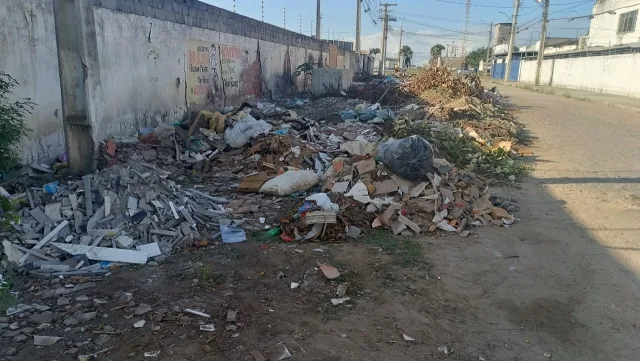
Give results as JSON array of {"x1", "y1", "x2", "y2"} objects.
[
  {"x1": 493, "y1": 23, "x2": 512, "y2": 46},
  {"x1": 587, "y1": 0, "x2": 639, "y2": 47}
]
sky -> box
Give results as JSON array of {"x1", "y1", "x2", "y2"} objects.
[{"x1": 201, "y1": 0, "x2": 597, "y2": 64}]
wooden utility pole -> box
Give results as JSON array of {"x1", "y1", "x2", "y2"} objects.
[
  {"x1": 380, "y1": 3, "x2": 397, "y2": 74},
  {"x1": 535, "y1": 0, "x2": 550, "y2": 85},
  {"x1": 398, "y1": 26, "x2": 403, "y2": 66},
  {"x1": 316, "y1": 0, "x2": 321, "y2": 39},
  {"x1": 356, "y1": 0, "x2": 362, "y2": 51},
  {"x1": 504, "y1": 0, "x2": 520, "y2": 81},
  {"x1": 485, "y1": 22, "x2": 493, "y2": 74}
]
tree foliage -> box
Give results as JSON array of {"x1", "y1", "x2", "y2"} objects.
[
  {"x1": 430, "y1": 44, "x2": 445, "y2": 58},
  {"x1": 0, "y1": 72, "x2": 32, "y2": 173},
  {"x1": 369, "y1": 48, "x2": 381, "y2": 56},
  {"x1": 399, "y1": 45, "x2": 413, "y2": 59},
  {"x1": 465, "y1": 47, "x2": 488, "y2": 69}
]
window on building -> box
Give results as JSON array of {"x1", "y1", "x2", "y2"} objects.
[{"x1": 618, "y1": 10, "x2": 638, "y2": 34}]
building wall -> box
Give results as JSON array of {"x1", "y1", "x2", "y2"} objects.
[
  {"x1": 0, "y1": 0, "x2": 65, "y2": 165},
  {"x1": 0, "y1": 0, "x2": 369, "y2": 164},
  {"x1": 587, "y1": 0, "x2": 640, "y2": 47},
  {"x1": 519, "y1": 53, "x2": 640, "y2": 98},
  {"x1": 494, "y1": 23, "x2": 512, "y2": 46}
]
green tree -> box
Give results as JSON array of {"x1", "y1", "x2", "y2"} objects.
[
  {"x1": 465, "y1": 47, "x2": 488, "y2": 69},
  {"x1": 369, "y1": 48, "x2": 381, "y2": 57},
  {"x1": 294, "y1": 62, "x2": 315, "y2": 91},
  {"x1": 0, "y1": 72, "x2": 32, "y2": 173},
  {"x1": 399, "y1": 45, "x2": 413, "y2": 67},
  {"x1": 430, "y1": 44, "x2": 445, "y2": 58}
]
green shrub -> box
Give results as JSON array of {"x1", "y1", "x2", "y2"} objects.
[{"x1": 0, "y1": 71, "x2": 33, "y2": 173}]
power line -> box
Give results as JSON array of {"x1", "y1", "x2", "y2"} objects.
[{"x1": 436, "y1": 0, "x2": 537, "y2": 9}]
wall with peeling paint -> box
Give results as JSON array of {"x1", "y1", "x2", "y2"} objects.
[
  {"x1": 1, "y1": 0, "x2": 371, "y2": 165},
  {"x1": 0, "y1": 0, "x2": 65, "y2": 166},
  {"x1": 90, "y1": 4, "x2": 358, "y2": 141}
]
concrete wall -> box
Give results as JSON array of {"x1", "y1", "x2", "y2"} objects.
[
  {"x1": 0, "y1": 0, "x2": 65, "y2": 165},
  {"x1": 588, "y1": 0, "x2": 640, "y2": 47},
  {"x1": 87, "y1": 1, "x2": 359, "y2": 141},
  {"x1": 0, "y1": 0, "x2": 372, "y2": 165},
  {"x1": 519, "y1": 52, "x2": 640, "y2": 97}
]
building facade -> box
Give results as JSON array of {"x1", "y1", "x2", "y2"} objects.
[{"x1": 587, "y1": 0, "x2": 639, "y2": 47}]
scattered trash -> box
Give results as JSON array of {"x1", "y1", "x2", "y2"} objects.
[
  {"x1": 133, "y1": 320, "x2": 146, "y2": 328},
  {"x1": 144, "y1": 351, "x2": 161, "y2": 357},
  {"x1": 438, "y1": 345, "x2": 450, "y2": 355},
  {"x1": 544, "y1": 352, "x2": 552, "y2": 358},
  {"x1": 402, "y1": 334, "x2": 415, "y2": 341},
  {"x1": 183, "y1": 309, "x2": 210, "y2": 318},
  {"x1": 290, "y1": 282, "x2": 300, "y2": 289},
  {"x1": 336, "y1": 283, "x2": 348, "y2": 297},
  {"x1": 268, "y1": 343, "x2": 292, "y2": 360},
  {"x1": 33, "y1": 335, "x2": 62, "y2": 346},
  {"x1": 319, "y1": 264, "x2": 340, "y2": 279},
  {"x1": 330, "y1": 297, "x2": 350, "y2": 306},
  {"x1": 200, "y1": 324, "x2": 216, "y2": 332},
  {"x1": 220, "y1": 224, "x2": 247, "y2": 244}
]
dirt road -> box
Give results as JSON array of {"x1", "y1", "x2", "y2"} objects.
[
  {"x1": 432, "y1": 85, "x2": 640, "y2": 360},
  {"x1": 6, "y1": 86, "x2": 640, "y2": 361}
]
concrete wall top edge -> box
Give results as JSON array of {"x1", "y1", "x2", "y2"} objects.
[{"x1": 91, "y1": 0, "x2": 343, "y2": 55}]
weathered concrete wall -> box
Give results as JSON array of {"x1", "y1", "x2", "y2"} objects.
[
  {"x1": 311, "y1": 69, "x2": 354, "y2": 96},
  {"x1": 2, "y1": 0, "x2": 373, "y2": 165},
  {"x1": 0, "y1": 0, "x2": 65, "y2": 165},
  {"x1": 89, "y1": 1, "x2": 362, "y2": 141},
  {"x1": 519, "y1": 53, "x2": 640, "y2": 98}
]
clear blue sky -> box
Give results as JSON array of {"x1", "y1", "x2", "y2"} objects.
[{"x1": 201, "y1": 0, "x2": 596, "y2": 64}]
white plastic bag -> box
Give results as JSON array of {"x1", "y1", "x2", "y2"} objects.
[
  {"x1": 224, "y1": 114, "x2": 273, "y2": 148},
  {"x1": 305, "y1": 193, "x2": 339, "y2": 213},
  {"x1": 259, "y1": 170, "x2": 319, "y2": 196}
]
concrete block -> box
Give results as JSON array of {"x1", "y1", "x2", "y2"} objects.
[
  {"x1": 116, "y1": 0, "x2": 132, "y2": 13},
  {"x1": 188, "y1": 6, "x2": 197, "y2": 17},
  {"x1": 100, "y1": 0, "x2": 117, "y2": 10},
  {"x1": 162, "y1": 0, "x2": 173, "y2": 10},
  {"x1": 185, "y1": 16, "x2": 194, "y2": 26}
]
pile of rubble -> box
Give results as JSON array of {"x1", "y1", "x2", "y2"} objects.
[{"x1": 1, "y1": 73, "x2": 520, "y2": 277}]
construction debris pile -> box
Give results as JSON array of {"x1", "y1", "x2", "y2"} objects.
[{"x1": 1, "y1": 70, "x2": 521, "y2": 277}]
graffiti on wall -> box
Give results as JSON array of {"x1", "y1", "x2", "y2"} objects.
[
  {"x1": 328, "y1": 44, "x2": 338, "y2": 68},
  {"x1": 187, "y1": 39, "x2": 261, "y2": 106}
]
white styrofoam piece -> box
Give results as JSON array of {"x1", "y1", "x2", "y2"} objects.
[
  {"x1": 51, "y1": 243, "x2": 148, "y2": 264},
  {"x1": 136, "y1": 242, "x2": 161, "y2": 258}
]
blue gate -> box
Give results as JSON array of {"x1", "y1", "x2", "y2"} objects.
[{"x1": 492, "y1": 57, "x2": 520, "y2": 81}]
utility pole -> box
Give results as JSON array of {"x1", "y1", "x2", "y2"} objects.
[
  {"x1": 356, "y1": 0, "x2": 362, "y2": 52},
  {"x1": 316, "y1": 0, "x2": 321, "y2": 39},
  {"x1": 485, "y1": 22, "x2": 493, "y2": 74},
  {"x1": 398, "y1": 26, "x2": 403, "y2": 67},
  {"x1": 380, "y1": 3, "x2": 397, "y2": 74},
  {"x1": 534, "y1": 0, "x2": 550, "y2": 85},
  {"x1": 504, "y1": 0, "x2": 520, "y2": 81}
]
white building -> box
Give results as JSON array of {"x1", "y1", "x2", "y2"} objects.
[{"x1": 587, "y1": 0, "x2": 639, "y2": 47}]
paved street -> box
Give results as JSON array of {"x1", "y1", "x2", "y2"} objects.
[{"x1": 428, "y1": 85, "x2": 640, "y2": 360}]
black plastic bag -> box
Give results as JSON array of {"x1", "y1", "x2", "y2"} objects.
[{"x1": 377, "y1": 135, "x2": 434, "y2": 180}]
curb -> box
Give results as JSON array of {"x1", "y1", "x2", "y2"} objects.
[{"x1": 485, "y1": 81, "x2": 640, "y2": 113}]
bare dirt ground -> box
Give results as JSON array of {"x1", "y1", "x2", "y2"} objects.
[{"x1": 4, "y1": 86, "x2": 640, "y2": 361}]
